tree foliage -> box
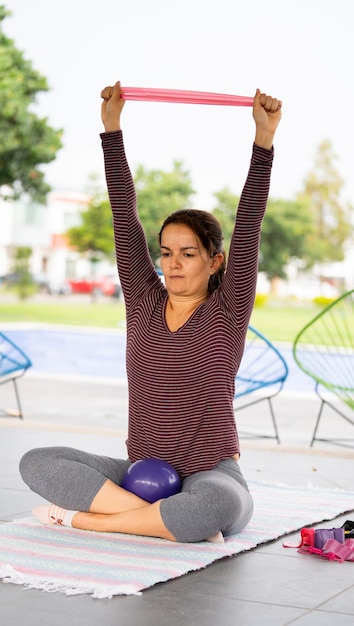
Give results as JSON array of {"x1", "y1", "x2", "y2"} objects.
[
  {"x1": 212, "y1": 189, "x2": 313, "y2": 282},
  {"x1": 211, "y1": 187, "x2": 239, "y2": 255},
  {"x1": 135, "y1": 161, "x2": 195, "y2": 260},
  {"x1": 212, "y1": 141, "x2": 353, "y2": 283},
  {"x1": 66, "y1": 177, "x2": 115, "y2": 262},
  {"x1": 258, "y1": 198, "x2": 313, "y2": 280},
  {"x1": 298, "y1": 140, "x2": 353, "y2": 266},
  {"x1": 66, "y1": 163, "x2": 195, "y2": 268},
  {"x1": 12, "y1": 245, "x2": 36, "y2": 300},
  {"x1": 0, "y1": 5, "x2": 62, "y2": 202}
]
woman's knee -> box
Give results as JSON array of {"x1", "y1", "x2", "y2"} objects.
[
  {"x1": 19, "y1": 446, "x2": 64, "y2": 489},
  {"x1": 222, "y1": 485, "x2": 254, "y2": 536},
  {"x1": 161, "y1": 478, "x2": 249, "y2": 543},
  {"x1": 205, "y1": 479, "x2": 252, "y2": 530},
  {"x1": 19, "y1": 447, "x2": 43, "y2": 485}
]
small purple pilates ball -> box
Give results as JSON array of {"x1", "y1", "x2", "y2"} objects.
[{"x1": 121, "y1": 457, "x2": 181, "y2": 503}]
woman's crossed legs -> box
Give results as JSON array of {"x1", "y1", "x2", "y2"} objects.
[{"x1": 19, "y1": 447, "x2": 253, "y2": 543}]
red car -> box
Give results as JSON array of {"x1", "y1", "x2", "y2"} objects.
[{"x1": 68, "y1": 276, "x2": 122, "y2": 298}]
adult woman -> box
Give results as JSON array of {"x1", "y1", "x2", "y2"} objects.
[{"x1": 20, "y1": 82, "x2": 281, "y2": 543}]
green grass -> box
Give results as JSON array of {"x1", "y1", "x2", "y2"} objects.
[
  {"x1": 250, "y1": 303, "x2": 318, "y2": 342},
  {"x1": 0, "y1": 297, "x2": 127, "y2": 329},
  {"x1": 0, "y1": 294, "x2": 321, "y2": 343}
]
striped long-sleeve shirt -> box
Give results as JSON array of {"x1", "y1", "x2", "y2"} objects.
[{"x1": 101, "y1": 131, "x2": 274, "y2": 478}]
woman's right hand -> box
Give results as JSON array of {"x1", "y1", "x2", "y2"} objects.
[
  {"x1": 253, "y1": 88, "x2": 282, "y2": 150},
  {"x1": 100, "y1": 81, "x2": 125, "y2": 132}
]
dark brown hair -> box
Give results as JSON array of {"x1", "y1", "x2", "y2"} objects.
[{"x1": 159, "y1": 209, "x2": 226, "y2": 294}]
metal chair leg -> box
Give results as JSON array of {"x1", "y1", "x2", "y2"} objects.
[
  {"x1": 310, "y1": 399, "x2": 325, "y2": 447},
  {"x1": 12, "y1": 378, "x2": 24, "y2": 419},
  {"x1": 267, "y1": 397, "x2": 281, "y2": 444}
]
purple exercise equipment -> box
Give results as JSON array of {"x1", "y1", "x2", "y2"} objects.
[{"x1": 121, "y1": 457, "x2": 181, "y2": 503}]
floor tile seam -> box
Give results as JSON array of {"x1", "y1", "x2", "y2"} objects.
[
  {"x1": 144, "y1": 589, "x2": 312, "y2": 612},
  {"x1": 225, "y1": 598, "x2": 354, "y2": 614},
  {"x1": 283, "y1": 609, "x2": 313, "y2": 625},
  {"x1": 174, "y1": 592, "x2": 322, "y2": 612},
  {"x1": 241, "y1": 442, "x2": 354, "y2": 459},
  {"x1": 315, "y1": 607, "x2": 354, "y2": 617},
  {"x1": 26, "y1": 371, "x2": 128, "y2": 385},
  {"x1": 0, "y1": 593, "x2": 318, "y2": 616},
  {"x1": 0, "y1": 486, "x2": 30, "y2": 493},
  {"x1": 312, "y1": 582, "x2": 354, "y2": 612},
  {"x1": 1, "y1": 421, "x2": 354, "y2": 458},
  {"x1": 0, "y1": 420, "x2": 127, "y2": 437}
]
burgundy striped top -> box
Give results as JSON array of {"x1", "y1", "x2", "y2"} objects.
[{"x1": 101, "y1": 131, "x2": 274, "y2": 478}]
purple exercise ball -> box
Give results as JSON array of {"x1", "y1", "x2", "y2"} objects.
[{"x1": 121, "y1": 457, "x2": 181, "y2": 503}]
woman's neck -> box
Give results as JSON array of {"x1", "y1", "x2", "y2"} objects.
[
  {"x1": 167, "y1": 292, "x2": 208, "y2": 312},
  {"x1": 165, "y1": 293, "x2": 208, "y2": 332}
]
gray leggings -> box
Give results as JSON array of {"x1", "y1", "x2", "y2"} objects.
[{"x1": 19, "y1": 447, "x2": 253, "y2": 543}]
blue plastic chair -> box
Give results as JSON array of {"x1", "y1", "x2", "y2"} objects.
[
  {"x1": 0, "y1": 332, "x2": 32, "y2": 418},
  {"x1": 234, "y1": 325, "x2": 289, "y2": 443},
  {"x1": 293, "y1": 289, "x2": 354, "y2": 448}
]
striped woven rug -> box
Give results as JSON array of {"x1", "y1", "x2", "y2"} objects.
[{"x1": 1, "y1": 480, "x2": 354, "y2": 599}]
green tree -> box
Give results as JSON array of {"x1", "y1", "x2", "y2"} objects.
[
  {"x1": 258, "y1": 198, "x2": 313, "y2": 287},
  {"x1": 66, "y1": 178, "x2": 116, "y2": 302},
  {"x1": 298, "y1": 140, "x2": 353, "y2": 267},
  {"x1": 0, "y1": 5, "x2": 62, "y2": 203},
  {"x1": 66, "y1": 162, "x2": 194, "y2": 284},
  {"x1": 212, "y1": 189, "x2": 312, "y2": 289},
  {"x1": 212, "y1": 186, "x2": 240, "y2": 254},
  {"x1": 66, "y1": 177, "x2": 115, "y2": 269},
  {"x1": 135, "y1": 161, "x2": 195, "y2": 260},
  {"x1": 11, "y1": 246, "x2": 36, "y2": 300}
]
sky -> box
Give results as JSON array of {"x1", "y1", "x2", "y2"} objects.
[{"x1": 4, "y1": 0, "x2": 353, "y2": 210}]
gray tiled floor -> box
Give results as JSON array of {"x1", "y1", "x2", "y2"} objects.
[{"x1": 1, "y1": 373, "x2": 354, "y2": 625}]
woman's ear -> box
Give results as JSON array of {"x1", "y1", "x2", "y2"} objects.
[{"x1": 210, "y1": 253, "x2": 224, "y2": 275}]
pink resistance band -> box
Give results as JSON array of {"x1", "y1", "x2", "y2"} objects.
[{"x1": 120, "y1": 87, "x2": 254, "y2": 107}]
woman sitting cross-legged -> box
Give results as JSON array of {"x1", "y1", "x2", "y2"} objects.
[{"x1": 19, "y1": 81, "x2": 282, "y2": 543}]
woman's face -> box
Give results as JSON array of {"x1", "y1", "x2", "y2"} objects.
[{"x1": 160, "y1": 223, "x2": 220, "y2": 298}]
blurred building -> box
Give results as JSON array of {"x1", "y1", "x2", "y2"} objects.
[{"x1": 0, "y1": 190, "x2": 116, "y2": 292}]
